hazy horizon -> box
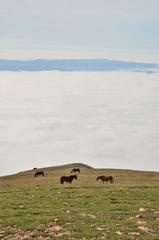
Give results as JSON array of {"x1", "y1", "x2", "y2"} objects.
[{"x1": 0, "y1": 58, "x2": 158, "y2": 73}]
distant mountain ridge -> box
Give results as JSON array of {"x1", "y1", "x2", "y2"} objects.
[{"x1": 0, "y1": 58, "x2": 158, "y2": 72}]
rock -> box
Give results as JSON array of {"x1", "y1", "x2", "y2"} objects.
[
  {"x1": 53, "y1": 218, "x2": 59, "y2": 222},
  {"x1": 80, "y1": 213, "x2": 96, "y2": 219},
  {"x1": 116, "y1": 231, "x2": 122, "y2": 235},
  {"x1": 138, "y1": 226, "x2": 153, "y2": 233},
  {"x1": 139, "y1": 208, "x2": 146, "y2": 212},
  {"x1": 128, "y1": 232, "x2": 140, "y2": 236},
  {"x1": 97, "y1": 227, "x2": 104, "y2": 231},
  {"x1": 136, "y1": 214, "x2": 142, "y2": 218},
  {"x1": 87, "y1": 214, "x2": 96, "y2": 219},
  {"x1": 18, "y1": 205, "x2": 24, "y2": 208},
  {"x1": 137, "y1": 220, "x2": 146, "y2": 225}
]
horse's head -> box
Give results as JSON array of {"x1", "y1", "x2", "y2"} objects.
[
  {"x1": 70, "y1": 175, "x2": 77, "y2": 180},
  {"x1": 73, "y1": 175, "x2": 77, "y2": 180}
]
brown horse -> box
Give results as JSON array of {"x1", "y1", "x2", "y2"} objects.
[
  {"x1": 60, "y1": 175, "x2": 77, "y2": 184},
  {"x1": 96, "y1": 175, "x2": 114, "y2": 183},
  {"x1": 71, "y1": 168, "x2": 80, "y2": 174}
]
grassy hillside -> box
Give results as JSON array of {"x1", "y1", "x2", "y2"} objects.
[{"x1": 0, "y1": 163, "x2": 159, "y2": 239}]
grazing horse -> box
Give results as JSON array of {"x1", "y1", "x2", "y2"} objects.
[
  {"x1": 96, "y1": 175, "x2": 114, "y2": 183},
  {"x1": 34, "y1": 171, "x2": 44, "y2": 177},
  {"x1": 60, "y1": 175, "x2": 77, "y2": 184},
  {"x1": 71, "y1": 168, "x2": 80, "y2": 174}
]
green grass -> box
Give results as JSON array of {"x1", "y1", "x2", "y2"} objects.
[{"x1": 0, "y1": 163, "x2": 159, "y2": 239}]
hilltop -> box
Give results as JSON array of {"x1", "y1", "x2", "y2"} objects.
[
  {"x1": 0, "y1": 163, "x2": 159, "y2": 188},
  {"x1": 0, "y1": 163, "x2": 93, "y2": 178},
  {"x1": 1, "y1": 162, "x2": 158, "y2": 179}
]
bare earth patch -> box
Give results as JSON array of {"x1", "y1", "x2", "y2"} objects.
[{"x1": 1, "y1": 221, "x2": 70, "y2": 240}]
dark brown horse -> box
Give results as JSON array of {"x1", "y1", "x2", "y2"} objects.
[
  {"x1": 60, "y1": 175, "x2": 77, "y2": 184},
  {"x1": 96, "y1": 175, "x2": 114, "y2": 183},
  {"x1": 34, "y1": 171, "x2": 44, "y2": 177},
  {"x1": 71, "y1": 168, "x2": 80, "y2": 174}
]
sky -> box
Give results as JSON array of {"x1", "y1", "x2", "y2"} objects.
[{"x1": 0, "y1": 0, "x2": 159, "y2": 62}]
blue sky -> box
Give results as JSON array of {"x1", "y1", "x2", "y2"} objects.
[{"x1": 0, "y1": 0, "x2": 159, "y2": 62}]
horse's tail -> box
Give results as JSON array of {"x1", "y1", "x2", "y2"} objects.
[
  {"x1": 60, "y1": 177, "x2": 64, "y2": 184},
  {"x1": 96, "y1": 176, "x2": 99, "y2": 181},
  {"x1": 34, "y1": 173, "x2": 37, "y2": 177},
  {"x1": 110, "y1": 176, "x2": 114, "y2": 183}
]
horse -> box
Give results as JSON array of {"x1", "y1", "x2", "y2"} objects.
[
  {"x1": 71, "y1": 168, "x2": 80, "y2": 174},
  {"x1": 34, "y1": 171, "x2": 44, "y2": 177},
  {"x1": 60, "y1": 175, "x2": 77, "y2": 184},
  {"x1": 96, "y1": 175, "x2": 114, "y2": 183}
]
